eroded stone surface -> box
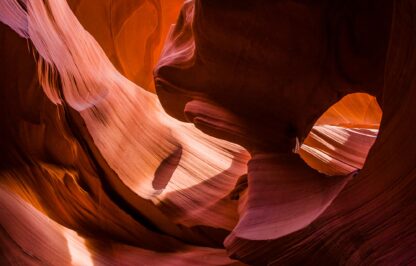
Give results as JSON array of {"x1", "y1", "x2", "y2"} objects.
[{"x1": 1, "y1": 0, "x2": 415, "y2": 265}]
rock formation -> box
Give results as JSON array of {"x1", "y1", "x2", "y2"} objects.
[{"x1": 0, "y1": 0, "x2": 415, "y2": 265}]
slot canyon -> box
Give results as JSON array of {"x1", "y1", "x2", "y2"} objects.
[{"x1": 0, "y1": 0, "x2": 415, "y2": 265}]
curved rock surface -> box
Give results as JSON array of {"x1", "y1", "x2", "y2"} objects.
[{"x1": 0, "y1": 0, "x2": 415, "y2": 265}]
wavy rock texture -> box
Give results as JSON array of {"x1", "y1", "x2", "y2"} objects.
[{"x1": 0, "y1": 0, "x2": 415, "y2": 265}]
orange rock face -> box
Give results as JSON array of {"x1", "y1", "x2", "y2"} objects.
[{"x1": 0, "y1": 0, "x2": 415, "y2": 265}]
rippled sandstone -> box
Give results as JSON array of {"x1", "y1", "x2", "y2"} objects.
[{"x1": 0, "y1": 0, "x2": 415, "y2": 265}]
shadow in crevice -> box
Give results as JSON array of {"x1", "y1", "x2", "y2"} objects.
[{"x1": 152, "y1": 145, "x2": 183, "y2": 191}]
